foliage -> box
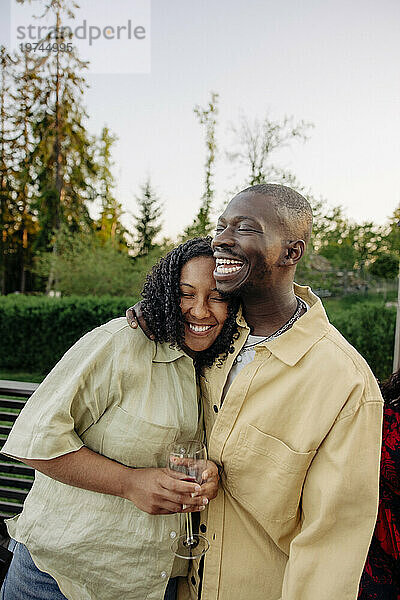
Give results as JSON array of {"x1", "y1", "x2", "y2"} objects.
[
  {"x1": 132, "y1": 178, "x2": 163, "y2": 256},
  {"x1": 184, "y1": 92, "x2": 219, "y2": 238},
  {"x1": 2, "y1": 1, "x2": 400, "y2": 301},
  {"x1": 227, "y1": 112, "x2": 313, "y2": 187},
  {"x1": 0, "y1": 46, "x2": 42, "y2": 295},
  {"x1": 95, "y1": 127, "x2": 128, "y2": 250},
  {"x1": 29, "y1": 1, "x2": 96, "y2": 246},
  {"x1": 381, "y1": 208, "x2": 400, "y2": 256},
  {"x1": 0, "y1": 47, "x2": 15, "y2": 295},
  {"x1": 311, "y1": 203, "x2": 382, "y2": 271},
  {"x1": 0, "y1": 370, "x2": 44, "y2": 383},
  {"x1": 296, "y1": 267, "x2": 343, "y2": 297},
  {"x1": 0, "y1": 294, "x2": 137, "y2": 373},
  {"x1": 1, "y1": 293, "x2": 395, "y2": 382},
  {"x1": 1, "y1": 1, "x2": 108, "y2": 294},
  {"x1": 33, "y1": 229, "x2": 172, "y2": 296},
  {"x1": 34, "y1": 231, "x2": 133, "y2": 296},
  {"x1": 325, "y1": 301, "x2": 396, "y2": 381},
  {"x1": 368, "y1": 253, "x2": 399, "y2": 280}
]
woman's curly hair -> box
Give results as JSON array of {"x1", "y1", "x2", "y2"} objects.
[{"x1": 140, "y1": 237, "x2": 239, "y2": 371}]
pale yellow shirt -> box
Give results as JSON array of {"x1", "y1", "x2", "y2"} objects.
[
  {"x1": 181, "y1": 284, "x2": 383, "y2": 600},
  {"x1": 2, "y1": 318, "x2": 201, "y2": 600}
]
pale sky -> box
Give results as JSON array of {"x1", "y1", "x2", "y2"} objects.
[{"x1": 4, "y1": 0, "x2": 400, "y2": 239}]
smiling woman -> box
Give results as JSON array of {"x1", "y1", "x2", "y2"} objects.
[{"x1": 140, "y1": 237, "x2": 240, "y2": 371}]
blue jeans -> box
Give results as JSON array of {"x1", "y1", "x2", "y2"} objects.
[
  {"x1": 1, "y1": 540, "x2": 178, "y2": 600},
  {"x1": 0, "y1": 540, "x2": 67, "y2": 599}
]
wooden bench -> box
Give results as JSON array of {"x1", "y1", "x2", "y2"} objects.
[{"x1": 0, "y1": 380, "x2": 39, "y2": 537}]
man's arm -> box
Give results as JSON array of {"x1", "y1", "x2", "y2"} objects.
[
  {"x1": 126, "y1": 301, "x2": 155, "y2": 339},
  {"x1": 279, "y1": 399, "x2": 382, "y2": 600}
]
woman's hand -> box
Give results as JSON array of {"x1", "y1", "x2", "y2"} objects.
[
  {"x1": 196, "y1": 460, "x2": 220, "y2": 502},
  {"x1": 126, "y1": 302, "x2": 155, "y2": 340},
  {"x1": 22, "y1": 448, "x2": 210, "y2": 516},
  {"x1": 123, "y1": 467, "x2": 209, "y2": 515}
]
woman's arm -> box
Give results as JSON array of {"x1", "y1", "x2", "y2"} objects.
[{"x1": 22, "y1": 446, "x2": 213, "y2": 515}]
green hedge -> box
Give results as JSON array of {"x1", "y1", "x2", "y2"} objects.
[
  {"x1": 1, "y1": 295, "x2": 138, "y2": 374},
  {"x1": 326, "y1": 302, "x2": 396, "y2": 382},
  {"x1": 1, "y1": 295, "x2": 396, "y2": 381}
]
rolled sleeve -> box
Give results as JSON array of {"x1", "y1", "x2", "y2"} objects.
[
  {"x1": 1, "y1": 327, "x2": 114, "y2": 461},
  {"x1": 280, "y1": 399, "x2": 383, "y2": 600}
]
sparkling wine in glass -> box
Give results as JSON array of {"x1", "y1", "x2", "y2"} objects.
[{"x1": 167, "y1": 440, "x2": 210, "y2": 559}]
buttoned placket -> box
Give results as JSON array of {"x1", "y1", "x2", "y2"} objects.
[{"x1": 201, "y1": 333, "x2": 272, "y2": 600}]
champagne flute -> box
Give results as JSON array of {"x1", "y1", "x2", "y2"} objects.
[{"x1": 167, "y1": 440, "x2": 210, "y2": 559}]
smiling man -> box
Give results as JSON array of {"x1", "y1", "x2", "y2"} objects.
[{"x1": 188, "y1": 183, "x2": 383, "y2": 600}]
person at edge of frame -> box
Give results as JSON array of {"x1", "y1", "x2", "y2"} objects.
[
  {"x1": 127, "y1": 183, "x2": 384, "y2": 600},
  {"x1": 358, "y1": 369, "x2": 400, "y2": 600}
]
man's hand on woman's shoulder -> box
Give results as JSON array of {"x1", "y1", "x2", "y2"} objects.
[{"x1": 126, "y1": 301, "x2": 155, "y2": 340}]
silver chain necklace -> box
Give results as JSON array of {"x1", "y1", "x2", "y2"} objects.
[{"x1": 234, "y1": 297, "x2": 307, "y2": 364}]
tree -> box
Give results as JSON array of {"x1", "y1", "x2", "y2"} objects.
[
  {"x1": 95, "y1": 127, "x2": 127, "y2": 250},
  {"x1": 34, "y1": 229, "x2": 136, "y2": 296},
  {"x1": 18, "y1": 0, "x2": 98, "y2": 292},
  {"x1": 10, "y1": 48, "x2": 42, "y2": 292},
  {"x1": 133, "y1": 179, "x2": 162, "y2": 256},
  {"x1": 316, "y1": 205, "x2": 381, "y2": 272},
  {"x1": 184, "y1": 91, "x2": 219, "y2": 237},
  {"x1": 228, "y1": 112, "x2": 313, "y2": 186},
  {"x1": 0, "y1": 46, "x2": 17, "y2": 294},
  {"x1": 382, "y1": 206, "x2": 400, "y2": 257},
  {"x1": 369, "y1": 253, "x2": 399, "y2": 280}
]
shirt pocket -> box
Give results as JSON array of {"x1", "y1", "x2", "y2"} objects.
[
  {"x1": 227, "y1": 424, "x2": 316, "y2": 523},
  {"x1": 101, "y1": 405, "x2": 178, "y2": 468}
]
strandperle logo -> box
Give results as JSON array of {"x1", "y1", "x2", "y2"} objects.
[
  {"x1": 10, "y1": 0, "x2": 151, "y2": 74},
  {"x1": 15, "y1": 20, "x2": 147, "y2": 46}
]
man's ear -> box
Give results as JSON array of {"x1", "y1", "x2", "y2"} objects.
[{"x1": 283, "y1": 240, "x2": 305, "y2": 266}]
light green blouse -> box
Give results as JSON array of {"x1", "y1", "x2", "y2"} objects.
[{"x1": 2, "y1": 318, "x2": 201, "y2": 600}]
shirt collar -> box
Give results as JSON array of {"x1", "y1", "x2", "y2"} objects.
[
  {"x1": 235, "y1": 284, "x2": 330, "y2": 367},
  {"x1": 153, "y1": 342, "x2": 187, "y2": 363}
]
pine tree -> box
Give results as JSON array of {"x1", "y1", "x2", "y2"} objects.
[
  {"x1": 10, "y1": 48, "x2": 42, "y2": 291},
  {"x1": 95, "y1": 127, "x2": 127, "y2": 251},
  {"x1": 18, "y1": 0, "x2": 97, "y2": 291},
  {"x1": 184, "y1": 92, "x2": 219, "y2": 238},
  {"x1": 133, "y1": 179, "x2": 162, "y2": 256},
  {"x1": 0, "y1": 46, "x2": 19, "y2": 294}
]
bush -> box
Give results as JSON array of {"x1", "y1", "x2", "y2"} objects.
[
  {"x1": 368, "y1": 253, "x2": 399, "y2": 280},
  {"x1": 34, "y1": 231, "x2": 171, "y2": 297},
  {"x1": 326, "y1": 302, "x2": 396, "y2": 381},
  {"x1": 1, "y1": 295, "x2": 138, "y2": 374},
  {"x1": 2, "y1": 294, "x2": 397, "y2": 382}
]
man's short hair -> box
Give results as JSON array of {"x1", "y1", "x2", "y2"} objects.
[{"x1": 240, "y1": 183, "x2": 313, "y2": 244}]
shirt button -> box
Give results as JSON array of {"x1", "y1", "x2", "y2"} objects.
[
  {"x1": 160, "y1": 571, "x2": 167, "y2": 579},
  {"x1": 213, "y1": 405, "x2": 219, "y2": 413},
  {"x1": 170, "y1": 531, "x2": 177, "y2": 539},
  {"x1": 200, "y1": 524, "x2": 207, "y2": 533}
]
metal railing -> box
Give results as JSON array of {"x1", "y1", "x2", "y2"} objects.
[{"x1": 0, "y1": 380, "x2": 39, "y2": 523}]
